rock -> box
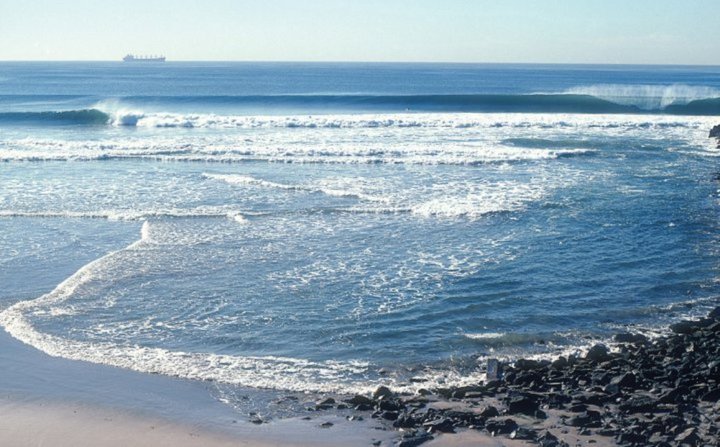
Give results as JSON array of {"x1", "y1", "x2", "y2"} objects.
[
  {"x1": 585, "y1": 344, "x2": 611, "y2": 362},
  {"x1": 510, "y1": 427, "x2": 537, "y2": 440},
  {"x1": 674, "y1": 427, "x2": 699, "y2": 444},
  {"x1": 614, "y1": 333, "x2": 648, "y2": 344},
  {"x1": 423, "y1": 418, "x2": 455, "y2": 434},
  {"x1": 609, "y1": 372, "x2": 637, "y2": 389},
  {"x1": 315, "y1": 397, "x2": 336, "y2": 409},
  {"x1": 373, "y1": 386, "x2": 394, "y2": 400},
  {"x1": 397, "y1": 432, "x2": 433, "y2": 447},
  {"x1": 393, "y1": 414, "x2": 419, "y2": 429},
  {"x1": 379, "y1": 399, "x2": 402, "y2": 412},
  {"x1": 506, "y1": 394, "x2": 540, "y2": 416},
  {"x1": 486, "y1": 358, "x2": 502, "y2": 380},
  {"x1": 319, "y1": 421, "x2": 333, "y2": 428},
  {"x1": 485, "y1": 418, "x2": 518, "y2": 435},
  {"x1": 617, "y1": 432, "x2": 647, "y2": 444},
  {"x1": 381, "y1": 411, "x2": 399, "y2": 421},
  {"x1": 346, "y1": 395, "x2": 373, "y2": 406},
  {"x1": 670, "y1": 320, "x2": 698, "y2": 335},
  {"x1": 708, "y1": 306, "x2": 720, "y2": 320},
  {"x1": 537, "y1": 431, "x2": 561, "y2": 447},
  {"x1": 479, "y1": 405, "x2": 499, "y2": 418},
  {"x1": 710, "y1": 125, "x2": 720, "y2": 139},
  {"x1": 567, "y1": 411, "x2": 602, "y2": 428},
  {"x1": 514, "y1": 359, "x2": 543, "y2": 370},
  {"x1": 619, "y1": 396, "x2": 658, "y2": 414},
  {"x1": 551, "y1": 356, "x2": 569, "y2": 369},
  {"x1": 701, "y1": 388, "x2": 720, "y2": 402}
]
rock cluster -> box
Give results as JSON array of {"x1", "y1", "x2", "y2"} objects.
[
  {"x1": 314, "y1": 306, "x2": 720, "y2": 446},
  {"x1": 711, "y1": 124, "x2": 720, "y2": 148}
]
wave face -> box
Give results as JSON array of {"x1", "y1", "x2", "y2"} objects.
[
  {"x1": 1, "y1": 92, "x2": 719, "y2": 128},
  {"x1": 0, "y1": 109, "x2": 111, "y2": 125}
]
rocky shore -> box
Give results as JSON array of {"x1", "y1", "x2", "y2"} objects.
[{"x1": 302, "y1": 306, "x2": 720, "y2": 446}]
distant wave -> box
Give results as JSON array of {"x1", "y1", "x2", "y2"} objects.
[
  {"x1": 111, "y1": 90, "x2": 720, "y2": 114},
  {"x1": 0, "y1": 91, "x2": 718, "y2": 128},
  {"x1": 564, "y1": 84, "x2": 720, "y2": 111},
  {"x1": 0, "y1": 109, "x2": 110, "y2": 125}
]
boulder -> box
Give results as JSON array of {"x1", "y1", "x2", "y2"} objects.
[
  {"x1": 373, "y1": 386, "x2": 394, "y2": 400},
  {"x1": 585, "y1": 344, "x2": 611, "y2": 362},
  {"x1": 614, "y1": 333, "x2": 648, "y2": 344},
  {"x1": 709, "y1": 124, "x2": 720, "y2": 139}
]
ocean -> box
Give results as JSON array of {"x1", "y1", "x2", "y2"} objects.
[{"x1": 1, "y1": 62, "x2": 719, "y2": 405}]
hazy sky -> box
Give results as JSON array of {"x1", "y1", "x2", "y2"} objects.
[{"x1": 1, "y1": 0, "x2": 718, "y2": 64}]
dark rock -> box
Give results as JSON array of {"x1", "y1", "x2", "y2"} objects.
[
  {"x1": 378, "y1": 399, "x2": 402, "y2": 412},
  {"x1": 354, "y1": 403, "x2": 373, "y2": 411},
  {"x1": 381, "y1": 411, "x2": 399, "y2": 421},
  {"x1": 551, "y1": 356, "x2": 569, "y2": 369},
  {"x1": 315, "y1": 397, "x2": 336, "y2": 409},
  {"x1": 393, "y1": 413, "x2": 417, "y2": 428},
  {"x1": 510, "y1": 427, "x2": 537, "y2": 440},
  {"x1": 609, "y1": 372, "x2": 637, "y2": 389},
  {"x1": 373, "y1": 386, "x2": 394, "y2": 400},
  {"x1": 619, "y1": 396, "x2": 658, "y2": 414},
  {"x1": 710, "y1": 125, "x2": 720, "y2": 139},
  {"x1": 708, "y1": 306, "x2": 720, "y2": 320},
  {"x1": 423, "y1": 418, "x2": 455, "y2": 434},
  {"x1": 670, "y1": 320, "x2": 699, "y2": 335},
  {"x1": 485, "y1": 418, "x2": 518, "y2": 435},
  {"x1": 617, "y1": 431, "x2": 647, "y2": 444},
  {"x1": 506, "y1": 394, "x2": 540, "y2": 415},
  {"x1": 585, "y1": 344, "x2": 611, "y2": 362},
  {"x1": 701, "y1": 388, "x2": 720, "y2": 402},
  {"x1": 659, "y1": 386, "x2": 689, "y2": 404},
  {"x1": 479, "y1": 405, "x2": 499, "y2": 418},
  {"x1": 319, "y1": 421, "x2": 333, "y2": 428},
  {"x1": 537, "y1": 431, "x2": 561, "y2": 447},
  {"x1": 514, "y1": 359, "x2": 543, "y2": 370},
  {"x1": 396, "y1": 432, "x2": 433, "y2": 447},
  {"x1": 614, "y1": 333, "x2": 648, "y2": 344},
  {"x1": 346, "y1": 395, "x2": 373, "y2": 406},
  {"x1": 567, "y1": 411, "x2": 602, "y2": 428},
  {"x1": 674, "y1": 427, "x2": 699, "y2": 444}
]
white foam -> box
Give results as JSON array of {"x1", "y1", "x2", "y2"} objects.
[
  {"x1": 202, "y1": 173, "x2": 302, "y2": 190},
  {"x1": 464, "y1": 332, "x2": 506, "y2": 340},
  {"x1": 3, "y1": 113, "x2": 715, "y2": 165},
  {"x1": 0, "y1": 208, "x2": 248, "y2": 223},
  {"x1": 203, "y1": 173, "x2": 391, "y2": 203}
]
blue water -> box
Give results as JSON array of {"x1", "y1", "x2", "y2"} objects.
[{"x1": 1, "y1": 62, "x2": 720, "y2": 396}]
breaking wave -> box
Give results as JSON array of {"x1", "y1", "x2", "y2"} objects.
[{"x1": 1, "y1": 88, "x2": 719, "y2": 128}]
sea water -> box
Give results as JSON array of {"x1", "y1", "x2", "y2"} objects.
[{"x1": 1, "y1": 62, "x2": 719, "y2": 399}]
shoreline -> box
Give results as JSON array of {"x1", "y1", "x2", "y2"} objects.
[
  {"x1": 3, "y1": 304, "x2": 718, "y2": 446},
  {"x1": 304, "y1": 305, "x2": 720, "y2": 446}
]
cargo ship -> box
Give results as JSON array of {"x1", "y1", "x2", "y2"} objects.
[{"x1": 122, "y1": 54, "x2": 166, "y2": 62}]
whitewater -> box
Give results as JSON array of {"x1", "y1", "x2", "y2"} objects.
[{"x1": 1, "y1": 62, "x2": 720, "y2": 409}]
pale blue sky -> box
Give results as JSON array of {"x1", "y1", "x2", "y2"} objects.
[{"x1": 1, "y1": 0, "x2": 718, "y2": 64}]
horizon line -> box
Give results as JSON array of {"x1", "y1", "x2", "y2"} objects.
[{"x1": 1, "y1": 59, "x2": 719, "y2": 67}]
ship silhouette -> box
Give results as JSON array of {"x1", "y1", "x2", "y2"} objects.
[{"x1": 123, "y1": 54, "x2": 166, "y2": 62}]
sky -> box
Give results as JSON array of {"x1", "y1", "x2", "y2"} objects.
[{"x1": 1, "y1": 0, "x2": 718, "y2": 64}]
